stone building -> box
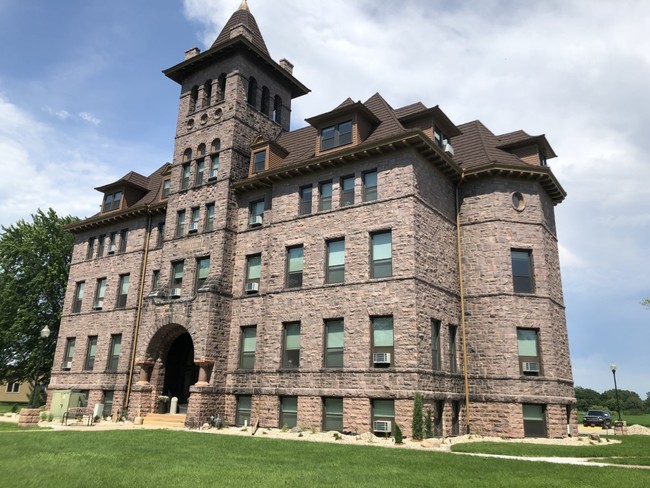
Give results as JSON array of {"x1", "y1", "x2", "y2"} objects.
[{"x1": 47, "y1": 1, "x2": 576, "y2": 438}]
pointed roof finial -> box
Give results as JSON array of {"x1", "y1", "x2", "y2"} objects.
[{"x1": 239, "y1": 0, "x2": 249, "y2": 11}]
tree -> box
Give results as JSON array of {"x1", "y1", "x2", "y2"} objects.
[
  {"x1": 645, "y1": 392, "x2": 650, "y2": 414},
  {"x1": 424, "y1": 408, "x2": 433, "y2": 439},
  {"x1": 642, "y1": 298, "x2": 650, "y2": 308},
  {"x1": 411, "y1": 392, "x2": 424, "y2": 440},
  {"x1": 0, "y1": 209, "x2": 77, "y2": 390},
  {"x1": 574, "y1": 386, "x2": 603, "y2": 412},
  {"x1": 601, "y1": 389, "x2": 645, "y2": 415}
]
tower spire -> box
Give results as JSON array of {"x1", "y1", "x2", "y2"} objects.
[{"x1": 239, "y1": 0, "x2": 249, "y2": 11}]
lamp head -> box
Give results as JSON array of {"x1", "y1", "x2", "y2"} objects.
[
  {"x1": 610, "y1": 363, "x2": 617, "y2": 373},
  {"x1": 41, "y1": 325, "x2": 51, "y2": 339}
]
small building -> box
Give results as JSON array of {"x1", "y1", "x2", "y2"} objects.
[
  {"x1": 0, "y1": 381, "x2": 33, "y2": 405},
  {"x1": 47, "y1": 1, "x2": 576, "y2": 438}
]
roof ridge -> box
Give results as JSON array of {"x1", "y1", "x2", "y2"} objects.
[{"x1": 364, "y1": 92, "x2": 405, "y2": 131}]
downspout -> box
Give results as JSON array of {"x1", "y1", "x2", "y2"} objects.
[
  {"x1": 455, "y1": 173, "x2": 471, "y2": 434},
  {"x1": 124, "y1": 206, "x2": 153, "y2": 413}
]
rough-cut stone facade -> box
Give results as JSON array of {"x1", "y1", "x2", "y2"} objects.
[{"x1": 47, "y1": 4, "x2": 576, "y2": 439}]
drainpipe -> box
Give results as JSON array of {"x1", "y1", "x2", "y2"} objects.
[
  {"x1": 455, "y1": 174, "x2": 471, "y2": 434},
  {"x1": 124, "y1": 206, "x2": 153, "y2": 413}
]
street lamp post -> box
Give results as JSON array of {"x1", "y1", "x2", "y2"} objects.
[
  {"x1": 610, "y1": 363, "x2": 622, "y2": 422},
  {"x1": 29, "y1": 325, "x2": 51, "y2": 407}
]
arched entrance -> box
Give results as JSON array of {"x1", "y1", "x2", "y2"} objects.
[{"x1": 162, "y1": 332, "x2": 199, "y2": 408}]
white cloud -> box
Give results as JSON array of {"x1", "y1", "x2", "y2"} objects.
[
  {"x1": 47, "y1": 108, "x2": 72, "y2": 120},
  {"x1": 78, "y1": 111, "x2": 101, "y2": 126},
  {"x1": 0, "y1": 95, "x2": 123, "y2": 227}
]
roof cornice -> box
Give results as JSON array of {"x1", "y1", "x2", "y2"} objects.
[
  {"x1": 65, "y1": 202, "x2": 167, "y2": 234},
  {"x1": 463, "y1": 162, "x2": 566, "y2": 204},
  {"x1": 233, "y1": 130, "x2": 461, "y2": 192},
  {"x1": 163, "y1": 36, "x2": 309, "y2": 98}
]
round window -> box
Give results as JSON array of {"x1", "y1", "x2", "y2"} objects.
[
  {"x1": 214, "y1": 108, "x2": 223, "y2": 120},
  {"x1": 186, "y1": 118, "x2": 195, "y2": 130},
  {"x1": 512, "y1": 192, "x2": 525, "y2": 211}
]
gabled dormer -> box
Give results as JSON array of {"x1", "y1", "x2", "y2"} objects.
[
  {"x1": 396, "y1": 104, "x2": 462, "y2": 156},
  {"x1": 248, "y1": 135, "x2": 289, "y2": 176},
  {"x1": 496, "y1": 132, "x2": 557, "y2": 167},
  {"x1": 306, "y1": 99, "x2": 380, "y2": 157},
  {"x1": 95, "y1": 172, "x2": 150, "y2": 214}
]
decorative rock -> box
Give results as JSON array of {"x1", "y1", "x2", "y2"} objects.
[
  {"x1": 201, "y1": 422, "x2": 211, "y2": 430},
  {"x1": 133, "y1": 416, "x2": 144, "y2": 425},
  {"x1": 18, "y1": 408, "x2": 41, "y2": 428},
  {"x1": 290, "y1": 426, "x2": 303, "y2": 433},
  {"x1": 420, "y1": 438, "x2": 442, "y2": 448},
  {"x1": 589, "y1": 433, "x2": 600, "y2": 442}
]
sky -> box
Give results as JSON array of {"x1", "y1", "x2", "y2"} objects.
[{"x1": 0, "y1": 0, "x2": 648, "y2": 397}]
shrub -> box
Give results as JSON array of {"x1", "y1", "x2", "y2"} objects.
[
  {"x1": 11, "y1": 403, "x2": 19, "y2": 414},
  {"x1": 394, "y1": 423, "x2": 403, "y2": 444},
  {"x1": 412, "y1": 392, "x2": 424, "y2": 441},
  {"x1": 281, "y1": 424, "x2": 289, "y2": 432},
  {"x1": 424, "y1": 408, "x2": 433, "y2": 438}
]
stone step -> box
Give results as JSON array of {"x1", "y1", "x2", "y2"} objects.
[{"x1": 143, "y1": 413, "x2": 186, "y2": 429}]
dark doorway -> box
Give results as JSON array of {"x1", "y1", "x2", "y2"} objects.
[{"x1": 163, "y1": 332, "x2": 198, "y2": 406}]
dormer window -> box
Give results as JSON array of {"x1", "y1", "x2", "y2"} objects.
[
  {"x1": 162, "y1": 179, "x2": 171, "y2": 199},
  {"x1": 103, "y1": 191, "x2": 122, "y2": 212},
  {"x1": 253, "y1": 150, "x2": 267, "y2": 173},
  {"x1": 434, "y1": 126, "x2": 449, "y2": 149},
  {"x1": 321, "y1": 120, "x2": 352, "y2": 151}
]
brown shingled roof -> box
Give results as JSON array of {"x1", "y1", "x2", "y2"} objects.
[
  {"x1": 452, "y1": 120, "x2": 527, "y2": 171},
  {"x1": 94, "y1": 170, "x2": 150, "y2": 192},
  {"x1": 394, "y1": 102, "x2": 427, "y2": 119},
  {"x1": 67, "y1": 163, "x2": 170, "y2": 232},
  {"x1": 212, "y1": 3, "x2": 269, "y2": 56}
]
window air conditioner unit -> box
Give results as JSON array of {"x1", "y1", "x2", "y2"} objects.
[
  {"x1": 443, "y1": 143, "x2": 454, "y2": 157},
  {"x1": 245, "y1": 282, "x2": 259, "y2": 293},
  {"x1": 188, "y1": 223, "x2": 198, "y2": 233},
  {"x1": 522, "y1": 361, "x2": 540, "y2": 373},
  {"x1": 373, "y1": 352, "x2": 391, "y2": 364},
  {"x1": 373, "y1": 420, "x2": 392, "y2": 433},
  {"x1": 108, "y1": 245, "x2": 116, "y2": 254},
  {"x1": 62, "y1": 361, "x2": 72, "y2": 370},
  {"x1": 170, "y1": 288, "x2": 182, "y2": 298},
  {"x1": 92, "y1": 300, "x2": 103, "y2": 310},
  {"x1": 249, "y1": 215, "x2": 263, "y2": 227},
  {"x1": 208, "y1": 170, "x2": 218, "y2": 180}
]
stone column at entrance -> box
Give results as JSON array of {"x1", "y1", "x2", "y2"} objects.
[
  {"x1": 136, "y1": 360, "x2": 155, "y2": 385},
  {"x1": 194, "y1": 359, "x2": 215, "y2": 387}
]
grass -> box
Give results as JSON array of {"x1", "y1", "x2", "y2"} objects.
[
  {"x1": 0, "y1": 430, "x2": 649, "y2": 487},
  {"x1": 0, "y1": 422, "x2": 49, "y2": 432},
  {"x1": 451, "y1": 435, "x2": 650, "y2": 464},
  {"x1": 624, "y1": 414, "x2": 650, "y2": 428},
  {"x1": 0, "y1": 402, "x2": 25, "y2": 414}
]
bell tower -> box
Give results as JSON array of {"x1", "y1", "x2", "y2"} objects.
[
  {"x1": 163, "y1": 0, "x2": 309, "y2": 181},
  {"x1": 146, "y1": 1, "x2": 309, "y2": 423}
]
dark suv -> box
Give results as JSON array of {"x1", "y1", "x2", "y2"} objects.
[{"x1": 582, "y1": 410, "x2": 612, "y2": 428}]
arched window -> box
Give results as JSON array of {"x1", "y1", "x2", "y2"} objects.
[
  {"x1": 183, "y1": 148, "x2": 192, "y2": 162},
  {"x1": 261, "y1": 86, "x2": 270, "y2": 116},
  {"x1": 273, "y1": 95, "x2": 283, "y2": 124},
  {"x1": 197, "y1": 143, "x2": 206, "y2": 156},
  {"x1": 203, "y1": 80, "x2": 212, "y2": 108},
  {"x1": 189, "y1": 86, "x2": 199, "y2": 113},
  {"x1": 247, "y1": 77, "x2": 258, "y2": 107},
  {"x1": 209, "y1": 139, "x2": 221, "y2": 180},
  {"x1": 217, "y1": 73, "x2": 227, "y2": 102}
]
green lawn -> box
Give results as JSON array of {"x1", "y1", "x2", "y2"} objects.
[
  {"x1": 624, "y1": 414, "x2": 650, "y2": 428},
  {"x1": 0, "y1": 430, "x2": 649, "y2": 487},
  {"x1": 451, "y1": 435, "x2": 650, "y2": 464}
]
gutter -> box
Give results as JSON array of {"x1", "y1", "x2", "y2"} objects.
[
  {"x1": 455, "y1": 173, "x2": 471, "y2": 434},
  {"x1": 123, "y1": 206, "x2": 153, "y2": 414}
]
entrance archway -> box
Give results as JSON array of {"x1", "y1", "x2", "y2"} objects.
[{"x1": 162, "y1": 332, "x2": 198, "y2": 407}]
